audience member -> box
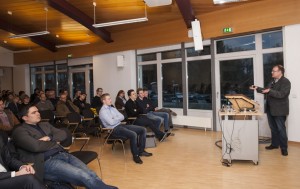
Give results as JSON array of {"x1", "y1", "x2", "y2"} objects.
[
  {"x1": 73, "y1": 90, "x2": 81, "y2": 101},
  {"x1": 91, "y1": 88, "x2": 103, "y2": 109},
  {"x1": 125, "y1": 89, "x2": 168, "y2": 142},
  {"x1": 7, "y1": 95, "x2": 21, "y2": 119},
  {"x1": 12, "y1": 105, "x2": 117, "y2": 188},
  {"x1": 18, "y1": 95, "x2": 30, "y2": 112},
  {"x1": 35, "y1": 94, "x2": 54, "y2": 111},
  {"x1": 47, "y1": 89, "x2": 58, "y2": 108},
  {"x1": 56, "y1": 94, "x2": 80, "y2": 118},
  {"x1": 115, "y1": 90, "x2": 127, "y2": 110},
  {"x1": 0, "y1": 97, "x2": 20, "y2": 135},
  {"x1": 100, "y1": 93, "x2": 152, "y2": 164},
  {"x1": 30, "y1": 88, "x2": 40, "y2": 103},
  {"x1": 0, "y1": 131, "x2": 45, "y2": 189},
  {"x1": 73, "y1": 93, "x2": 91, "y2": 114}
]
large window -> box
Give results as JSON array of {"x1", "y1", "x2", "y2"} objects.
[
  {"x1": 162, "y1": 62, "x2": 183, "y2": 108},
  {"x1": 263, "y1": 52, "x2": 284, "y2": 86},
  {"x1": 216, "y1": 35, "x2": 255, "y2": 54},
  {"x1": 138, "y1": 64, "x2": 158, "y2": 107},
  {"x1": 188, "y1": 60, "x2": 212, "y2": 110}
]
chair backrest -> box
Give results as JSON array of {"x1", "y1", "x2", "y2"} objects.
[
  {"x1": 40, "y1": 110, "x2": 55, "y2": 122},
  {"x1": 66, "y1": 112, "x2": 82, "y2": 123},
  {"x1": 82, "y1": 109, "x2": 95, "y2": 119}
]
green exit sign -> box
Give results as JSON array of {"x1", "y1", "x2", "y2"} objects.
[{"x1": 223, "y1": 27, "x2": 233, "y2": 33}]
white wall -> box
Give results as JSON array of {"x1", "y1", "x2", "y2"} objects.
[
  {"x1": 93, "y1": 50, "x2": 137, "y2": 104},
  {"x1": 13, "y1": 64, "x2": 30, "y2": 95},
  {"x1": 0, "y1": 47, "x2": 13, "y2": 67},
  {"x1": 284, "y1": 24, "x2": 300, "y2": 142}
]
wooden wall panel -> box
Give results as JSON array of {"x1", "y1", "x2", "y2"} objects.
[{"x1": 14, "y1": 0, "x2": 300, "y2": 65}]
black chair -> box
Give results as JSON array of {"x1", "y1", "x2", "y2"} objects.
[
  {"x1": 40, "y1": 110, "x2": 55, "y2": 123},
  {"x1": 61, "y1": 128, "x2": 102, "y2": 179},
  {"x1": 66, "y1": 112, "x2": 82, "y2": 135}
]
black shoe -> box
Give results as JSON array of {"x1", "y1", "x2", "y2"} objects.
[
  {"x1": 133, "y1": 156, "x2": 143, "y2": 164},
  {"x1": 108, "y1": 185, "x2": 119, "y2": 189},
  {"x1": 265, "y1": 145, "x2": 279, "y2": 150},
  {"x1": 281, "y1": 150, "x2": 288, "y2": 156},
  {"x1": 166, "y1": 132, "x2": 172, "y2": 137},
  {"x1": 139, "y1": 151, "x2": 153, "y2": 157},
  {"x1": 159, "y1": 133, "x2": 168, "y2": 142}
]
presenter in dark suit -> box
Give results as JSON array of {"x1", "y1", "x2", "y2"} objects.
[
  {"x1": 250, "y1": 65, "x2": 291, "y2": 156},
  {"x1": 0, "y1": 131, "x2": 45, "y2": 189}
]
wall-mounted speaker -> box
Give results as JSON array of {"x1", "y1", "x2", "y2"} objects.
[
  {"x1": 191, "y1": 19, "x2": 203, "y2": 51},
  {"x1": 117, "y1": 55, "x2": 125, "y2": 67}
]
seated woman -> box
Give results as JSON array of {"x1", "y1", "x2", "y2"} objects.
[{"x1": 115, "y1": 90, "x2": 127, "y2": 110}]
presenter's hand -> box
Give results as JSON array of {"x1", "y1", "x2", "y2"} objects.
[
  {"x1": 249, "y1": 85, "x2": 257, "y2": 90},
  {"x1": 262, "y1": 88, "x2": 270, "y2": 94}
]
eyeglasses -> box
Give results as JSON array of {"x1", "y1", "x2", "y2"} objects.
[{"x1": 271, "y1": 70, "x2": 280, "y2": 73}]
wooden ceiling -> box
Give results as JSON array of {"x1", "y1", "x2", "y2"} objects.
[{"x1": 0, "y1": 0, "x2": 264, "y2": 52}]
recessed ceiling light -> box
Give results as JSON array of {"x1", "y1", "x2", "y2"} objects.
[
  {"x1": 7, "y1": 11, "x2": 12, "y2": 15},
  {"x1": 56, "y1": 34, "x2": 59, "y2": 38},
  {"x1": 3, "y1": 40, "x2": 7, "y2": 43}
]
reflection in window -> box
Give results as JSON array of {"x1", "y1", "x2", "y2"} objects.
[
  {"x1": 186, "y1": 46, "x2": 211, "y2": 57},
  {"x1": 220, "y1": 58, "x2": 254, "y2": 105},
  {"x1": 188, "y1": 60, "x2": 212, "y2": 110},
  {"x1": 139, "y1": 64, "x2": 158, "y2": 107},
  {"x1": 161, "y1": 50, "x2": 181, "y2": 60},
  {"x1": 57, "y1": 64, "x2": 67, "y2": 70},
  {"x1": 31, "y1": 67, "x2": 42, "y2": 72},
  {"x1": 217, "y1": 35, "x2": 255, "y2": 54},
  {"x1": 263, "y1": 52, "x2": 284, "y2": 86},
  {"x1": 137, "y1": 53, "x2": 157, "y2": 62},
  {"x1": 262, "y1": 31, "x2": 283, "y2": 49},
  {"x1": 45, "y1": 73, "x2": 56, "y2": 90},
  {"x1": 162, "y1": 62, "x2": 182, "y2": 108},
  {"x1": 31, "y1": 74, "x2": 42, "y2": 93},
  {"x1": 72, "y1": 72, "x2": 86, "y2": 96},
  {"x1": 57, "y1": 72, "x2": 68, "y2": 93},
  {"x1": 44, "y1": 65, "x2": 55, "y2": 71}
]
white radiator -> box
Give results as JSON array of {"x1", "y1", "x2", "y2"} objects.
[{"x1": 172, "y1": 116, "x2": 212, "y2": 131}]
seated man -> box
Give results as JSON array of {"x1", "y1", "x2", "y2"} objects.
[
  {"x1": 0, "y1": 97, "x2": 20, "y2": 135},
  {"x1": 12, "y1": 105, "x2": 117, "y2": 189},
  {"x1": 136, "y1": 88, "x2": 170, "y2": 133},
  {"x1": 91, "y1": 88, "x2": 104, "y2": 110},
  {"x1": 0, "y1": 131, "x2": 45, "y2": 189},
  {"x1": 144, "y1": 89, "x2": 176, "y2": 129},
  {"x1": 99, "y1": 93, "x2": 152, "y2": 164},
  {"x1": 125, "y1": 89, "x2": 169, "y2": 142},
  {"x1": 73, "y1": 93, "x2": 91, "y2": 115},
  {"x1": 56, "y1": 94, "x2": 80, "y2": 117},
  {"x1": 35, "y1": 94, "x2": 55, "y2": 112}
]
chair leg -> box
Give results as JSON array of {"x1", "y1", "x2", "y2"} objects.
[
  {"x1": 119, "y1": 140, "x2": 126, "y2": 162},
  {"x1": 97, "y1": 157, "x2": 103, "y2": 179}
]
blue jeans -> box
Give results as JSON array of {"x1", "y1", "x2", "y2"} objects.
[
  {"x1": 44, "y1": 152, "x2": 111, "y2": 189},
  {"x1": 266, "y1": 109, "x2": 288, "y2": 151},
  {"x1": 149, "y1": 111, "x2": 170, "y2": 131},
  {"x1": 112, "y1": 125, "x2": 146, "y2": 156}
]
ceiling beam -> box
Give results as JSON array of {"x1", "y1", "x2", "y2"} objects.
[
  {"x1": 47, "y1": 0, "x2": 113, "y2": 43},
  {"x1": 0, "y1": 18, "x2": 56, "y2": 52},
  {"x1": 175, "y1": 0, "x2": 196, "y2": 28}
]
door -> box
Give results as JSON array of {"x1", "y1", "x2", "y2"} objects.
[{"x1": 215, "y1": 56, "x2": 255, "y2": 130}]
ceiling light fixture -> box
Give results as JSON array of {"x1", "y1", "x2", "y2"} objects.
[
  {"x1": 92, "y1": 2, "x2": 148, "y2": 28},
  {"x1": 12, "y1": 49, "x2": 33, "y2": 53},
  {"x1": 56, "y1": 42, "x2": 90, "y2": 48},
  {"x1": 9, "y1": 7, "x2": 50, "y2": 39},
  {"x1": 213, "y1": 0, "x2": 248, "y2": 4}
]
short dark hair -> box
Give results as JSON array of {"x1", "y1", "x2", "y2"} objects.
[
  {"x1": 274, "y1": 64, "x2": 285, "y2": 75},
  {"x1": 20, "y1": 105, "x2": 36, "y2": 118},
  {"x1": 127, "y1": 89, "x2": 134, "y2": 97},
  {"x1": 101, "y1": 93, "x2": 110, "y2": 101},
  {"x1": 136, "y1": 88, "x2": 144, "y2": 94},
  {"x1": 96, "y1": 88, "x2": 103, "y2": 92},
  {"x1": 0, "y1": 97, "x2": 3, "y2": 103}
]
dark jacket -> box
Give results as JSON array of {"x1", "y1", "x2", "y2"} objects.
[
  {"x1": 73, "y1": 99, "x2": 91, "y2": 114},
  {"x1": 91, "y1": 96, "x2": 102, "y2": 109},
  {"x1": 136, "y1": 97, "x2": 155, "y2": 114},
  {"x1": 125, "y1": 99, "x2": 143, "y2": 117},
  {"x1": 56, "y1": 100, "x2": 80, "y2": 117},
  {"x1": 115, "y1": 97, "x2": 126, "y2": 110},
  {"x1": 260, "y1": 76, "x2": 291, "y2": 116},
  {"x1": 7, "y1": 102, "x2": 20, "y2": 118},
  {"x1": 0, "y1": 134, "x2": 24, "y2": 180},
  {"x1": 11, "y1": 122, "x2": 67, "y2": 181}
]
